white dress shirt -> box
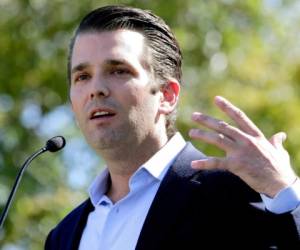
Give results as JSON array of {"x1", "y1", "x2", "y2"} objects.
[{"x1": 79, "y1": 133, "x2": 186, "y2": 250}]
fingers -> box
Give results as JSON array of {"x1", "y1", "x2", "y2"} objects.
[
  {"x1": 191, "y1": 112, "x2": 247, "y2": 142},
  {"x1": 189, "y1": 97, "x2": 295, "y2": 196},
  {"x1": 189, "y1": 128, "x2": 235, "y2": 152},
  {"x1": 269, "y1": 132, "x2": 287, "y2": 149},
  {"x1": 214, "y1": 96, "x2": 264, "y2": 137},
  {"x1": 191, "y1": 157, "x2": 225, "y2": 170}
]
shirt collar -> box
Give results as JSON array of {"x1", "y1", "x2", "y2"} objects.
[
  {"x1": 88, "y1": 132, "x2": 186, "y2": 207},
  {"x1": 141, "y1": 132, "x2": 186, "y2": 180},
  {"x1": 89, "y1": 168, "x2": 110, "y2": 207}
]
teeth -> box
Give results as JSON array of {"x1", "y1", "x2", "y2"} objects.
[{"x1": 94, "y1": 111, "x2": 109, "y2": 116}]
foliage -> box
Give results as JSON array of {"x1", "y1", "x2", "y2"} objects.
[{"x1": 0, "y1": 0, "x2": 299, "y2": 249}]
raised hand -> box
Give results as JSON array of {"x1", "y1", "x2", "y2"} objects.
[{"x1": 189, "y1": 96, "x2": 297, "y2": 197}]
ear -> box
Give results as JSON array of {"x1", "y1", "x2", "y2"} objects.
[{"x1": 158, "y1": 78, "x2": 180, "y2": 115}]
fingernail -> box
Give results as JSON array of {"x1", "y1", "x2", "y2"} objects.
[
  {"x1": 214, "y1": 96, "x2": 222, "y2": 101},
  {"x1": 189, "y1": 129, "x2": 197, "y2": 137},
  {"x1": 192, "y1": 112, "x2": 201, "y2": 120},
  {"x1": 191, "y1": 161, "x2": 197, "y2": 168},
  {"x1": 191, "y1": 160, "x2": 204, "y2": 168}
]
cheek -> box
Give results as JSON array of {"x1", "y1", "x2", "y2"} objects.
[
  {"x1": 117, "y1": 86, "x2": 143, "y2": 108},
  {"x1": 130, "y1": 90, "x2": 160, "y2": 119},
  {"x1": 70, "y1": 86, "x2": 78, "y2": 104},
  {"x1": 70, "y1": 89, "x2": 85, "y2": 119},
  {"x1": 126, "y1": 84, "x2": 157, "y2": 106},
  {"x1": 70, "y1": 85, "x2": 89, "y2": 105}
]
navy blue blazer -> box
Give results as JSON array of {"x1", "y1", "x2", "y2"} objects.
[{"x1": 45, "y1": 143, "x2": 300, "y2": 249}]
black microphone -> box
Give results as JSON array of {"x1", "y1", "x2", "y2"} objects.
[{"x1": 0, "y1": 136, "x2": 66, "y2": 229}]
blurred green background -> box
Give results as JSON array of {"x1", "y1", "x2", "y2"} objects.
[{"x1": 0, "y1": 0, "x2": 300, "y2": 249}]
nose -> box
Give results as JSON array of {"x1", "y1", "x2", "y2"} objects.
[{"x1": 90, "y1": 76, "x2": 109, "y2": 99}]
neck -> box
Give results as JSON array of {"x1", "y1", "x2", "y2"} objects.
[
  {"x1": 102, "y1": 133, "x2": 168, "y2": 203},
  {"x1": 102, "y1": 133, "x2": 168, "y2": 174},
  {"x1": 105, "y1": 174, "x2": 130, "y2": 203}
]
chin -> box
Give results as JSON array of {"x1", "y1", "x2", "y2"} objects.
[{"x1": 87, "y1": 133, "x2": 122, "y2": 151}]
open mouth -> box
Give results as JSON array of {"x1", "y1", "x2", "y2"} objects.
[{"x1": 90, "y1": 110, "x2": 116, "y2": 120}]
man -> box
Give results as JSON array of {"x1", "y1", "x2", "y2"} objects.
[{"x1": 45, "y1": 5, "x2": 300, "y2": 249}]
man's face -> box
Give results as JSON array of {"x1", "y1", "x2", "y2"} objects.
[{"x1": 70, "y1": 30, "x2": 165, "y2": 152}]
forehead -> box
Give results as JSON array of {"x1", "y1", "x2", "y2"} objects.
[{"x1": 71, "y1": 30, "x2": 149, "y2": 66}]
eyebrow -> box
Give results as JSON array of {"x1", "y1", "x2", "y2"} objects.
[
  {"x1": 71, "y1": 62, "x2": 90, "y2": 75},
  {"x1": 71, "y1": 59, "x2": 133, "y2": 75},
  {"x1": 71, "y1": 56, "x2": 153, "y2": 82},
  {"x1": 102, "y1": 59, "x2": 138, "y2": 73},
  {"x1": 105, "y1": 59, "x2": 129, "y2": 66}
]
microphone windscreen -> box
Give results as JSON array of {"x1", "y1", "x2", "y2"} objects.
[{"x1": 45, "y1": 136, "x2": 66, "y2": 152}]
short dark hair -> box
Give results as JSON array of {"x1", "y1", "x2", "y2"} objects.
[{"x1": 68, "y1": 5, "x2": 182, "y2": 138}]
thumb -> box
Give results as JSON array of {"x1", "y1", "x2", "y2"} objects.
[{"x1": 269, "y1": 132, "x2": 287, "y2": 149}]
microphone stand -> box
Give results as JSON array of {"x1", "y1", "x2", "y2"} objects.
[{"x1": 0, "y1": 147, "x2": 47, "y2": 229}]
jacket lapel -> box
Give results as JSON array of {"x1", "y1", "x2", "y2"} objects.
[
  {"x1": 68, "y1": 199, "x2": 94, "y2": 250},
  {"x1": 135, "y1": 143, "x2": 206, "y2": 250}
]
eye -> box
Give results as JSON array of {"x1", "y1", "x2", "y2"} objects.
[
  {"x1": 73, "y1": 73, "x2": 91, "y2": 83},
  {"x1": 110, "y1": 68, "x2": 131, "y2": 76}
]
